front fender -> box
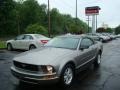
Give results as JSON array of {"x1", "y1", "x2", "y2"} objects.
[{"x1": 57, "y1": 59, "x2": 76, "y2": 77}]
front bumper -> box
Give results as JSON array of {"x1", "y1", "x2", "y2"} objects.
[{"x1": 11, "y1": 67, "x2": 59, "y2": 84}]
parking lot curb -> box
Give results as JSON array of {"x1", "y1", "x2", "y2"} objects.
[{"x1": 0, "y1": 48, "x2": 6, "y2": 50}]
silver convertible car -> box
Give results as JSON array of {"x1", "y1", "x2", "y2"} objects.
[{"x1": 11, "y1": 35, "x2": 103, "y2": 87}]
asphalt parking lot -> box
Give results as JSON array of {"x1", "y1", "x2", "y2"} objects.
[{"x1": 0, "y1": 39, "x2": 120, "y2": 90}]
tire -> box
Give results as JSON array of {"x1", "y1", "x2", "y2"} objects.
[
  {"x1": 29, "y1": 45, "x2": 36, "y2": 50},
  {"x1": 7, "y1": 43, "x2": 13, "y2": 51},
  {"x1": 94, "y1": 54, "x2": 101, "y2": 68},
  {"x1": 99, "y1": 38, "x2": 103, "y2": 42},
  {"x1": 59, "y1": 64, "x2": 74, "y2": 87}
]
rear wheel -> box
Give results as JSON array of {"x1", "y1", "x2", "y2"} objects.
[
  {"x1": 7, "y1": 43, "x2": 13, "y2": 51},
  {"x1": 59, "y1": 64, "x2": 74, "y2": 87},
  {"x1": 94, "y1": 54, "x2": 101, "y2": 68},
  {"x1": 29, "y1": 45, "x2": 36, "y2": 50}
]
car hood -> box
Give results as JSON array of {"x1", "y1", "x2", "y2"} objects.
[{"x1": 13, "y1": 47, "x2": 75, "y2": 65}]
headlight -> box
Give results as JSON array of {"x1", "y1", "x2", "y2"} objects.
[
  {"x1": 41, "y1": 65, "x2": 55, "y2": 74},
  {"x1": 47, "y1": 65, "x2": 53, "y2": 73}
]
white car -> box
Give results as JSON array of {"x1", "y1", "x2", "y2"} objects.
[
  {"x1": 6, "y1": 34, "x2": 50, "y2": 50},
  {"x1": 116, "y1": 34, "x2": 120, "y2": 38},
  {"x1": 86, "y1": 33, "x2": 110, "y2": 42},
  {"x1": 95, "y1": 33, "x2": 110, "y2": 42}
]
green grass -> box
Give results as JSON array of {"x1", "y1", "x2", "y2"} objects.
[{"x1": 0, "y1": 41, "x2": 6, "y2": 49}]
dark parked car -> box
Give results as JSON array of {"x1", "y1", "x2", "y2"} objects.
[{"x1": 11, "y1": 35, "x2": 103, "y2": 87}]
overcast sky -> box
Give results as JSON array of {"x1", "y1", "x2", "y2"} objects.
[{"x1": 37, "y1": 0, "x2": 120, "y2": 28}]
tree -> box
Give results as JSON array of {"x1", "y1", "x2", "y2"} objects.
[
  {"x1": 115, "y1": 25, "x2": 120, "y2": 34},
  {"x1": 14, "y1": 0, "x2": 47, "y2": 34},
  {"x1": 0, "y1": 0, "x2": 88, "y2": 37},
  {"x1": 69, "y1": 24, "x2": 80, "y2": 34},
  {"x1": 96, "y1": 27, "x2": 113, "y2": 33},
  {"x1": 25, "y1": 23, "x2": 47, "y2": 35},
  {"x1": 0, "y1": 0, "x2": 15, "y2": 36},
  {"x1": 20, "y1": 0, "x2": 44, "y2": 33},
  {"x1": 62, "y1": 15, "x2": 88, "y2": 34},
  {"x1": 50, "y1": 8, "x2": 65, "y2": 34},
  {"x1": 96, "y1": 27, "x2": 106, "y2": 33},
  {"x1": 105, "y1": 28, "x2": 113, "y2": 33}
]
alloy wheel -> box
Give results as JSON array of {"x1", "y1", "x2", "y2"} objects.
[{"x1": 63, "y1": 67, "x2": 73, "y2": 85}]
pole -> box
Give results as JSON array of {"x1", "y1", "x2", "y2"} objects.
[
  {"x1": 96, "y1": 15, "x2": 97, "y2": 33},
  {"x1": 76, "y1": 0, "x2": 77, "y2": 24},
  {"x1": 87, "y1": 16, "x2": 90, "y2": 33},
  {"x1": 92, "y1": 15, "x2": 95, "y2": 33},
  {"x1": 48, "y1": 0, "x2": 51, "y2": 37}
]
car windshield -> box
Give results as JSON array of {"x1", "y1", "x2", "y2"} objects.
[
  {"x1": 34, "y1": 34, "x2": 46, "y2": 38},
  {"x1": 45, "y1": 37, "x2": 79, "y2": 50}
]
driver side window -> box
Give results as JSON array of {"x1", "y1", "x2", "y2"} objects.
[{"x1": 80, "y1": 38, "x2": 94, "y2": 49}]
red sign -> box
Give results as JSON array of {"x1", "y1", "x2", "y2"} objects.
[
  {"x1": 85, "y1": 9, "x2": 99, "y2": 14},
  {"x1": 85, "y1": 6, "x2": 100, "y2": 15}
]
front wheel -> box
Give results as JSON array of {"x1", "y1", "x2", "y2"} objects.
[
  {"x1": 59, "y1": 64, "x2": 74, "y2": 87},
  {"x1": 94, "y1": 54, "x2": 101, "y2": 68},
  {"x1": 7, "y1": 43, "x2": 13, "y2": 51}
]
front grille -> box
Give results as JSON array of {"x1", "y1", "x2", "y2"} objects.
[{"x1": 13, "y1": 61, "x2": 39, "y2": 71}]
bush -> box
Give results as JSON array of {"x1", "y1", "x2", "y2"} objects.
[
  {"x1": 25, "y1": 23, "x2": 48, "y2": 35},
  {"x1": 69, "y1": 24, "x2": 84, "y2": 34},
  {"x1": 115, "y1": 25, "x2": 120, "y2": 34},
  {"x1": 96, "y1": 27, "x2": 113, "y2": 33},
  {"x1": 0, "y1": 41, "x2": 6, "y2": 49}
]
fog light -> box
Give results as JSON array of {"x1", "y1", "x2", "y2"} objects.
[{"x1": 43, "y1": 75, "x2": 56, "y2": 80}]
